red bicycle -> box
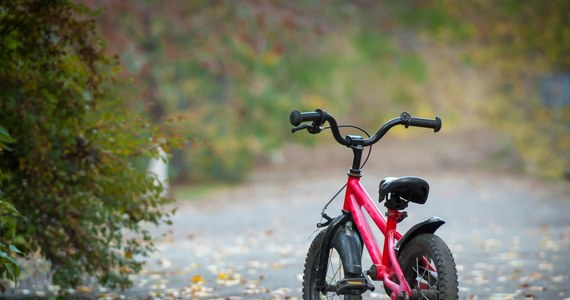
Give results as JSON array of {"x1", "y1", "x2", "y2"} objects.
[{"x1": 290, "y1": 109, "x2": 458, "y2": 300}]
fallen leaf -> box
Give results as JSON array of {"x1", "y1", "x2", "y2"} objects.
[
  {"x1": 538, "y1": 262, "x2": 553, "y2": 271},
  {"x1": 158, "y1": 258, "x2": 172, "y2": 268},
  {"x1": 76, "y1": 286, "x2": 92, "y2": 293},
  {"x1": 272, "y1": 287, "x2": 291, "y2": 295},
  {"x1": 529, "y1": 286, "x2": 546, "y2": 292},
  {"x1": 217, "y1": 272, "x2": 242, "y2": 286},
  {"x1": 166, "y1": 289, "x2": 180, "y2": 297},
  {"x1": 519, "y1": 272, "x2": 544, "y2": 284},
  {"x1": 191, "y1": 275, "x2": 205, "y2": 284},
  {"x1": 34, "y1": 291, "x2": 46, "y2": 297}
]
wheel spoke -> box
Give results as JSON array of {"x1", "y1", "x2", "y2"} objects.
[
  {"x1": 395, "y1": 234, "x2": 458, "y2": 300},
  {"x1": 411, "y1": 255, "x2": 440, "y2": 298},
  {"x1": 327, "y1": 249, "x2": 344, "y2": 299},
  {"x1": 322, "y1": 249, "x2": 343, "y2": 300}
]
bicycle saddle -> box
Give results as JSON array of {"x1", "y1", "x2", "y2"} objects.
[{"x1": 378, "y1": 176, "x2": 429, "y2": 205}]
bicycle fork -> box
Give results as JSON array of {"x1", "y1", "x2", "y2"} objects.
[{"x1": 314, "y1": 211, "x2": 375, "y2": 296}]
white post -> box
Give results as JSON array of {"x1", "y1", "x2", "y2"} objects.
[{"x1": 147, "y1": 147, "x2": 169, "y2": 197}]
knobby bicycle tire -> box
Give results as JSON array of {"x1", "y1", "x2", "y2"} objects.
[
  {"x1": 396, "y1": 233, "x2": 459, "y2": 299},
  {"x1": 302, "y1": 230, "x2": 362, "y2": 300}
]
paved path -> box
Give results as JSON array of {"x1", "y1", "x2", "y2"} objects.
[
  {"x1": 9, "y1": 130, "x2": 570, "y2": 299},
  {"x1": 124, "y1": 132, "x2": 570, "y2": 300}
]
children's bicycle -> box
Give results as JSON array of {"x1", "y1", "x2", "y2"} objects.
[{"x1": 289, "y1": 109, "x2": 458, "y2": 300}]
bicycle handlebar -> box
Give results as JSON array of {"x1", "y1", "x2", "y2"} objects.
[{"x1": 289, "y1": 109, "x2": 442, "y2": 147}]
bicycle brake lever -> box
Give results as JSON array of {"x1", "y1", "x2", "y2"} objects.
[
  {"x1": 291, "y1": 124, "x2": 323, "y2": 134},
  {"x1": 317, "y1": 213, "x2": 333, "y2": 228},
  {"x1": 291, "y1": 124, "x2": 311, "y2": 133}
]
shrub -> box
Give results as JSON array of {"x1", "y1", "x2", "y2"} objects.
[
  {"x1": 0, "y1": 126, "x2": 22, "y2": 287},
  {"x1": 0, "y1": 0, "x2": 178, "y2": 288}
]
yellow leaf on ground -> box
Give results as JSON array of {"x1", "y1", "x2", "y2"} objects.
[{"x1": 191, "y1": 275, "x2": 205, "y2": 284}]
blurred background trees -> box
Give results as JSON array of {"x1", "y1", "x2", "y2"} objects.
[
  {"x1": 449, "y1": 0, "x2": 570, "y2": 178},
  {"x1": 85, "y1": 0, "x2": 479, "y2": 182},
  {"x1": 392, "y1": 0, "x2": 570, "y2": 177},
  {"x1": 84, "y1": 0, "x2": 570, "y2": 182}
]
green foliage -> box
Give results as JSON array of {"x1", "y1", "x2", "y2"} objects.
[
  {"x1": 86, "y1": 1, "x2": 451, "y2": 182},
  {"x1": 0, "y1": 126, "x2": 16, "y2": 151},
  {"x1": 0, "y1": 127, "x2": 22, "y2": 285},
  {"x1": 386, "y1": 0, "x2": 471, "y2": 40},
  {"x1": 88, "y1": 0, "x2": 351, "y2": 182},
  {"x1": 0, "y1": 201, "x2": 22, "y2": 284},
  {"x1": 0, "y1": 0, "x2": 178, "y2": 289}
]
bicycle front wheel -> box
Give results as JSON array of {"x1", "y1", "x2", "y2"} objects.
[
  {"x1": 302, "y1": 230, "x2": 362, "y2": 300},
  {"x1": 398, "y1": 233, "x2": 458, "y2": 300}
]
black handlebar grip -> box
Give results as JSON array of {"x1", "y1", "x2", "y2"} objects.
[
  {"x1": 289, "y1": 109, "x2": 324, "y2": 126},
  {"x1": 401, "y1": 112, "x2": 442, "y2": 132},
  {"x1": 409, "y1": 116, "x2": 442, "y2": 132}
]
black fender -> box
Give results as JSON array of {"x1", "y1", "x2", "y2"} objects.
[
  {"x1": 395, "y1": 216, "x2": 445, "y2": 253},
  {"x1": 315, "y1": 210, "x2": 363, "y2": 290}
]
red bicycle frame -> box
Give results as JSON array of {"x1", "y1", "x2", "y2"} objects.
[{"x1": 343, "y1": 175, "x2": 411, "y2": 297}]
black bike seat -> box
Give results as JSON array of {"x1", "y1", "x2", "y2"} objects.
[{"x1": 378, "y1": 176, "x2": 429, "y2": 204}]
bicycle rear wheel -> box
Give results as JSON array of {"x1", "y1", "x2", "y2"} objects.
[
  {"x1": 302, "y1": 230, "x2": 362, "y2": 300},
  {"x1": 397, "y1": 233, "x2": 458, "y2": 300}
]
